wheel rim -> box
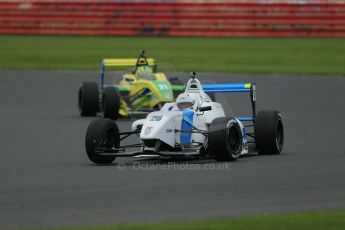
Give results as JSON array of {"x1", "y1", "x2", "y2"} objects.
[{"x1": 227, "y1": 124, "x2": 241, "y2": 153}]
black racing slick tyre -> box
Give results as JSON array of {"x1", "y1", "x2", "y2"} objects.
[
  {"x1": 102, "y1": 87, "x2": 121, "y2": 120},
  {"x1": 78, "y1": 81, "x2": 99, "y2": 116},
  {"x1": 254, "y1": 110, "x2": 284, "y2": 154},
  {"x1": 85, "y1": 118, "x2": 119, "y2": 164},
  {"x1": 208, "y1": 117, "x2": 243, "y2": 161}
]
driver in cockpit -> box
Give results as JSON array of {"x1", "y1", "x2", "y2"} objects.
[{"x1": 135, "y1": 65, "x2": 155, "y2": 80}]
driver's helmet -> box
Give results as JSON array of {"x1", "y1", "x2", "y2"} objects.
[
  {"x1": 176, "y1": 93, "x2": 201, "y2": 111},
  {"x1": 136, "y1": 65, "x2": 153, "y2": 78}
]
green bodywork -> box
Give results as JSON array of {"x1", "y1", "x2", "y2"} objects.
[{"x1": 116, "y1": 77, "x2": 184, "y2": 116}]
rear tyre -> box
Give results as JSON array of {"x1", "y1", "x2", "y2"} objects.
[
  {"x1": 255, "y1": 110, "x2": 284, "y2": 154},
  {"x1": 102, "y1": 87, "x2": 121, "y2": 120},
  {"x1": 85, "y1": 118, "x2": 119, "y2": 164},
  {"x1": 78, "y1": 81, "x2": 99, "y2": 116},
  {"x1": 208, "y1": 117, "x2": 242, "y2": 161}
]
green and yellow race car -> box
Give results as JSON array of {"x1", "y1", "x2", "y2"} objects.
[{"x1": 78, "y1": 50, "x2": 185, "y2": 119}]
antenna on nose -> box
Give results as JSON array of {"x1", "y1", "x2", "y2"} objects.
[{"x1": 190, "y1": 71, "x2": 197, "y2": 80}]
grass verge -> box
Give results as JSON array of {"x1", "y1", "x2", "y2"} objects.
[
  {"x1": 34, "y1": 210, "x2": 345, "y2": 230},
  {"x1": 1, "y1": 35, "x2": 344, "y2": 75}
]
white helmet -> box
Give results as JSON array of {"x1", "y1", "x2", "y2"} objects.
[
  {"x1": 176, "y1": 92, "x2": 202, "y2": 111},
  {"x1": 176, "y1": 72, "x2": 214, "y2": 110}
]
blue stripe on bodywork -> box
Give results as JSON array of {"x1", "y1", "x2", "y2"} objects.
[
  {"x1": 235, "y1": 117, "x2": 254, "y2": 121},
  {"x1": 100, "y1": 61, "x2": 105, "y2": 90},
  {"x1": 202, "y1": 83, "x2": 251, "y2": 93},
  {"x1": 141, "y1": 88, "x2": 151, "y2": 95},
  {"x1": 242, "y1": 127, "x2": 247, "y2": 141},
  {"x1": 202, "y1": 84, "x2": 248, "y2": 89},
  {"x1": 204, "y1": 89, "x2": 250, "y2": 93},
  {"x1": 180, "y1": 109, "x2": 194, "y2": 144}
]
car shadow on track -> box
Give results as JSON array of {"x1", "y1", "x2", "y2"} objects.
[{"x1": 86, "y1": 152, "x2": 284, "y2": 167}]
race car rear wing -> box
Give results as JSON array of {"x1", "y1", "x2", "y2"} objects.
[
  {"x1": 100, "y1": 57, "x2": 157, "y2": 90},
  {"x1": 100, "y1": 50, "x2": 158, "y2": 89},
  {"x1": 202, "y1": 83, "x2": 256, "y2": 122},
  {"x1": 102, "y1": 58, "x2": 156, "y2": 67}
]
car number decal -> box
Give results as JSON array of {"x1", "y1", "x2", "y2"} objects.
[{"x1": 150, "y1": 116, "x2": 163, "y2": 121}]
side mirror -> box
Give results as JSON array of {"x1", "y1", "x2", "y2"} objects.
[{"x1": 199, "y1": 106, "x2": 212, "y2": 112}]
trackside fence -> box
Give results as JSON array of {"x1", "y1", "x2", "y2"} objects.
[{"x1": 1, "y1": 0, "x2": 345, "y2": 37}]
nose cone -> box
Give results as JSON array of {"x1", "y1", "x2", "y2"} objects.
[{"x1": 140, "y1": 111, "x2": 180, "y2": 147}]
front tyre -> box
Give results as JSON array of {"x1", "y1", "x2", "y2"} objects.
[
  {"x1": 85, "y1": 118, "x2": 119, "y2": 164},
  {"x1": 208, "y1": 117, "x2": 243, "y2": 161},
  {"x1": 255, "y1": 110, "x2": 284, "y2": 154}
]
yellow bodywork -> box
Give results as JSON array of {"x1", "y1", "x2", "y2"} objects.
[
  {"x1": 101, "y1": 57, "x2": 177, "y2": 118},
  {"x1": 117, "y1": 73, "x2": 173, "y2": 117},
  {"x1": 103, "y1": 58, "x2": 156, "y2": 67},
  {"x1": 244, "y1": 83, "x2": 251, "y2": 89}
]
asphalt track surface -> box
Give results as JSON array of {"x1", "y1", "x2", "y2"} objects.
[{"x1": 0, "y1": 70, "x2": 345, "y2": 229}]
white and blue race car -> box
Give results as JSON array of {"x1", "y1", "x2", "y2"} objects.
[{"x1": 85, "y1": 72, "x2": 284, "y2": 164}]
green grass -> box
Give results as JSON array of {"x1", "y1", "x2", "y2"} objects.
[
  {"x1": 30, "y1": 210, "x2": 345, "y2": 230},
  {"x1": 1, "y1": 35, "x2": 344, "y2": 75}
]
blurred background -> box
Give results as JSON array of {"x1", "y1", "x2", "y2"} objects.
[
  {"x1": 1, "y1": 0, "x2": 344, "y2": 37},
  {"x1": 1, "y1": 0, "x2": 344, "y2": 75}
]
